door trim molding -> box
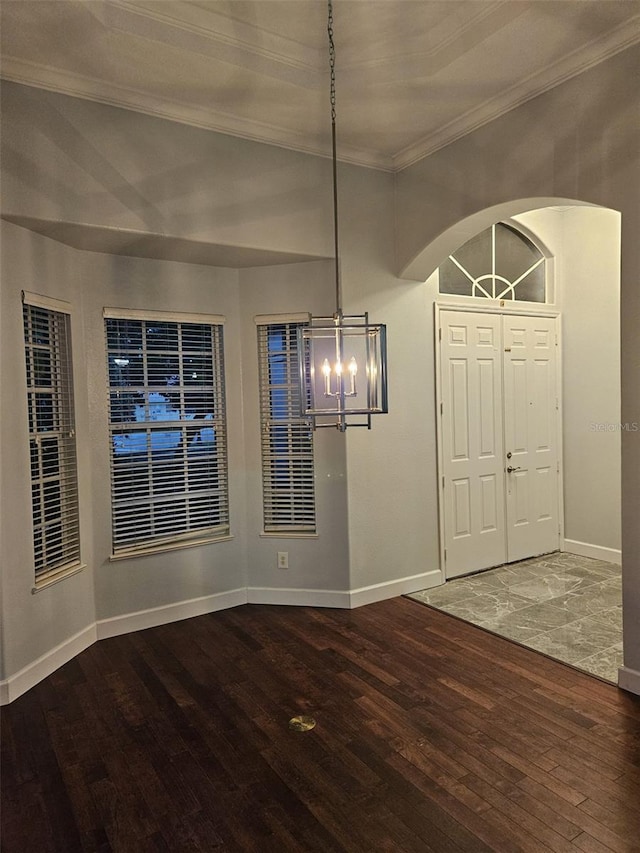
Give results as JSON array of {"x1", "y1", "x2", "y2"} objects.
[
  {"x1": 436, "y1": 296, "x2": 560, "y2": 317},
  {"x1": 435, "y1": 303, "x2": 564, "y2": 580}
]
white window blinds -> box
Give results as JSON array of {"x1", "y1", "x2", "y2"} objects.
[
  {"x1": 257, "y1": 320, "x2": 316, "y2": 533},
  {"x1": 104, "y1": 313, "x2": 229, "y2": 555},
  {"x1": 22, "y1": 293, "x2": 81, "y2": 580}
]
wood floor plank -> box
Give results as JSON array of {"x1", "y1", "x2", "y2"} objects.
[
  {"x1": 2, "y1": 597, "x2": 639, "y2": 852},
  {"x1": 572, "y1": 832, "x2": 623, "y2": 853},
  {"x1": 551, "y1": 764, "x2": 639, "y2": 819},
  {"x1": 577, "y1": 796, "x2": 640, "y2": 846},
  {"x1": 463, "y1": 772, "x2": 577, "y2": 853}
]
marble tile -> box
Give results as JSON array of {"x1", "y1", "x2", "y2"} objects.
[
  {"x1": 576, "y1": 560, "x2": 620, "y2": 577},
  {"x1": 438, "y1": 590, "x2": 532, "y2": 622},
  {"x1": 546, "y1": 580, "x2": 622, "y2": 616},
  {"x1": 574, "y1": 643, "x2": 624, "y2": 683},
  {"x1": 550, "y1": 553, "x2": 586, "y2": 562},
  {"x1": 556, "y1": 565, "x2": 617, "y2": 584},
  {"x1": 478, "y1": 599, "x2": 580, "y2": 637},
  {"x1": 456, "y1": 569, "x2": 521, "y2": 592},
  {"x1": 406, "y1": 552, "x2": 623, "y2": 683},
  {"x1": 407, "y1": 582, "x2": 480, "y2": 608},
  {"x1": 477, "y1": 617, "x2": 548, "y2": 644},
  {"x1": 472, "y1": 565, "x2": 555, "y2": 589},
  {"x1": 553, "y1": 555, "x2": 620, "y2": 579},
  {"x1": 602, "y1": 576, "x2": 624, "y2": 592},
  {"x1": 509, "y1": 573, "x2": 595, "y2": 602},
  {"x1": 524, "y1": 616, "x2": 621, "y2": 664},
  {"x1": 512, "y1": 560, "x2": 578, "y2": 577},
  {"x1": 590, "y1": 605, "x2": 623, "y2": 631},
  {"x1": 587, "y1": 562, "x2": 622, "y2": 579}
]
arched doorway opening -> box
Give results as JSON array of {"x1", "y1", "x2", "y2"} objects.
[{"x1": 410, "y1": 200, "x2": 623, "y2": 683}]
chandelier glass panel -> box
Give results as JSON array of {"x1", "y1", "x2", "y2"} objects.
[{"x1": 298, "y1": 313, "x2": 387, "y2": 430}]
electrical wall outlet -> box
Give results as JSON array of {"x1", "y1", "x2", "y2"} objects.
[{"x1": 277, "y1": 551, "x2": 289, "y2": 569}]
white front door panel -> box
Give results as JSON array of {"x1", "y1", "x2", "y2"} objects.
[
  {"x1": 503, "y1": 316, "x2": 559, "y2": 562},
  {"x1": 440, "y1": 311, "x2": 506, "y2": 578},
  {"x1": 439, "y1": 310, "x2": 559, "y2": 579}
]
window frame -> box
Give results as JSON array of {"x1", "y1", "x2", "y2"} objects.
[
  {"x1": 256, "y1": 314, "x2": 317, "y2": 536},
  {"x1": 438, "y1": 222, "x2": 547, "y2": 304},
  {"x1": 104, "y1": 308, "x2": 230, "y2": 558},
  {"x1": 22, "y1": 290, "x2": 82, "y2": 588}
]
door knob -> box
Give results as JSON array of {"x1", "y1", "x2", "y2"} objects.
[{"x1": 507, "y1": 466, "x2": 521, "y2": 473}]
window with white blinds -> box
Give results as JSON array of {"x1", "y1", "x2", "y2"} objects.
[
  {"x1": 257, "y1": 320, "x2": 316, "y2": 533},
  {"x1": 23, "y1": 293, "x2": 81, "y2": 581},
  {"x1": 105, "y1": 311, "x2": 229, "y2": 555}
]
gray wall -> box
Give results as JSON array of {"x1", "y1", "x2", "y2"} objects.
[
  {"x1": 1, "y1": 81, "x2": 333, "y2": 257},
  {"x1": 394, "y1": 45, "x2": 639, "y2": 678},
  {"x1": 561, "y1": 208, "x2": 621, "y2": 551},
  {"x1": 514, "y1": 206, "x2": 621, "y2": 552},
  {"x1": 1, "y1": 41, "x2": 639, "y2": 691},
  {"x1": 1, "y1": 222, "x2": 97, "y2": 677},
  {"x1": 84, "y1": 253, "x2": 247, "y2": 621},
  {"x1": 0, "y1": 81, "x2": 355, "y2": 683},
  {"x1": 339, "y1": 161, "x2": 441, "y2": 590},
  {"x1": 239, "y1": 261, "x2": 350, "y2": 595},
  {"x1": 0, "y1": 219, "x2": 250, "y2": 674},
  {"x1": 395, "y1": 47, "x2": 639, "y2": 279}
]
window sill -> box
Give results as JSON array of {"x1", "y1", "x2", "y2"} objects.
[
  {"x1": 32, "y1": 562, "x2": 86, "y2": 593},
  {"x1": 260, "y1": 532, "x2": 319, "y2": 540},
  {"x1": 109, "y1": 533, "x2": 234, "y2": 561}
]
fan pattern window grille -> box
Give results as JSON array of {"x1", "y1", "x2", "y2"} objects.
[{"x1": 439, "y1": 223, "x2": 546, "y2": 303}]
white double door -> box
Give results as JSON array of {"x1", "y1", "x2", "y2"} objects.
[{"x1": 439, "y1": 310, "x2": 560, "y2": 579}]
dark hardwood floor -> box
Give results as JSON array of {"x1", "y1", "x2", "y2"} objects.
[{"x1": 2, "y1": 598, "x2": 640, "y2": 852}]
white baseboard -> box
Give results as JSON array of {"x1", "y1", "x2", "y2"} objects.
[
  {"x1": 0, "y1": 571, "x2": 441, "y2": 704},
  {"x1": 0, "y1": 623, "x2": 97, "y2": 706},
  {"x1": 562, "y1": 539, "x2": 621, "y2": 565},
  {"x1": 247, "y1": 587, "x2": 351, "y2": 608},
  {"x1": 96, "y1": 588, "x2": 248, "y2": 639},
  {"x1": 349, "y1": 569, "x2": 443, "y2": 608},
  {"x1": 248, "y1": 570, "x2": 442, "y2": 610},
  {"x1": 618, "y1": 665, "x2": 640, "y2": 696}
]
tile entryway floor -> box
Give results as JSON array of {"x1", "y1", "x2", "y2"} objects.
[{"x1": 407, "y1": 552, "x2": 623, "y2": 683}]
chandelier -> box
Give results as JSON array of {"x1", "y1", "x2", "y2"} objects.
[{"x1": 298, "y1": 0, "x2": 388, "y2": 431}]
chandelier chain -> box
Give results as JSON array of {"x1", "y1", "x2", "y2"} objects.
[
  {"x1": 328, "y1": 1, "x2": 336, "y2": 123},
  {"x1": 327, "y1": 0, "x2": 341, "y2": 313}
]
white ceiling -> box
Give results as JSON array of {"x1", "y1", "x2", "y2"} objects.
[{"x1": 2, "y1": 0, "x2": 639, "y2": 171}]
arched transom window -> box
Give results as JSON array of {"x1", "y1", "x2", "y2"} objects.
[{"x1": 439, "y1": 223, "x2": 546, "y2": 303}]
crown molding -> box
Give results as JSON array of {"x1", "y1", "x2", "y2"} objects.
[
  {"x1": 340, "y1": 0, "x2": 515, "y2": 73},
  {"x1": 2, "y1": 10, "x2": 637, "y2": 175},
  {"x1": 1, "y1": 58, "x2": 393, "y2": 171},
  {"x1": 393, "y1": 14, "x2": 640, "y2": 171},
  {"x1": 105, "y1": 0, "x2": 324, "y2": 84}
]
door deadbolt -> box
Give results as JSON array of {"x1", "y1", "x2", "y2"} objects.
[{"x1": 506, "y1": 451, "x2": 512, "y2": 459}]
